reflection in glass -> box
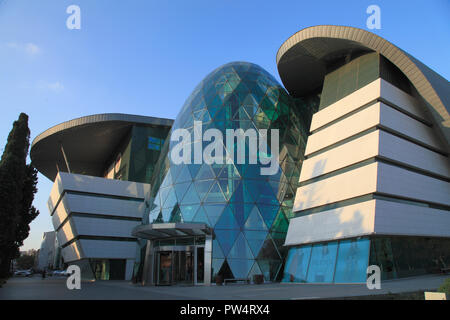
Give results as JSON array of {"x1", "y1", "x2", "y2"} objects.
[
  {"x1": 334, "y1": 239, "x2": 370, "y2": 283},
  {"x1": 143, "y1": 62, "x2": 319, "y2": 281},
  {"x1": 306, "y1": 242, "x2": 338, "y2": 283},
  {"x1": 282, "y1": 245, "x2": 311, "y2": 283}
]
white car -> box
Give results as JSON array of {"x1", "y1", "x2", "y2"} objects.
[
  {"x1": 52, "y1": 269, "x2": 70, "y2": 277},
  {"x1": 14, "y1": 269, "x2": 32, "y2": 277}
]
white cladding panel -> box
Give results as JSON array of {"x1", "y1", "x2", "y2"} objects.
[
  {"x1": 378, "y1": 131, "x2": 450, "y2": 179},
  {"x1": 310, "y1": 79, "x2": 382, "y2": 131},
  {"x1": 310, "y1": 78, "x2": 428, "y2": 132},
  {"x1": 79, "y1": 240, "x2": 138, "y2": 259},
  {"x1": 299, "y1": 130, "x2": 379, "y2": 182},
  {"x1": 51, "y1": 195, "x2": 70, "y2": 230},
  {"x1": 64, "y1": 193, "x2": 145, "y2": 219},
  {"x1": 305, "y1": 103, "x2": 380, "y2": 155},
  {"x1": 285, "y1": 199, "x2": 450, "y2": 246},
  {"x1": 379, "y1": 102, "x2": 444, "y2": 151},
  {"x1": 379, "y1": 79, "x2": 428, "y2": 121},
  {"x1": 374, "y1": 200, "x2": 450, "y2": 238},
  {"x1": 377, "y1": 162, "x2": 450, "y2": 206},
  {"x1": 294, "y1": 162, "x2": 378, "y2": 212},
  {"x1": 285, "y1": 200, "x2": 376, "y2": 245},
  {"x1": 61, "y1": 241, "x2": 83, "y2": 262},
  {"x1": 71, "y1": 216, "x2": 140, "y2": 238},
  {"x1": 306, "y1": 102, "x2": 444, "y2": 156},
  {"x1": 48, "y1": 172, "x2": 150, "y2": 214},
  {"x1": 56, "y1": 220, "x2": 77, "y2": 246}
]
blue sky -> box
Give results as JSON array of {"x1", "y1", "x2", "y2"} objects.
[{"x1": 0, "y1": 0, "x2": 448, "y2": 251}]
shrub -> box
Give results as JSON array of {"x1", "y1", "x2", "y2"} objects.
[{"x1": 437, "y1": 278, "x2": 450, "y2": 297}]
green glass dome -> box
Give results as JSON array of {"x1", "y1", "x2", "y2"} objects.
[{"x1": 145, "y1": 62, "x2": 318, "y2": 281}]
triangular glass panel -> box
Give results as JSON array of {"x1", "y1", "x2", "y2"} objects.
[
  {"x1": 217, "y1": 164, "x2": 241, "y2": 179},
  {"x1": 207, "y1": 105, "x2": 221, "y2": 119},
  {"x1": 148, "y1": 208, "x2": 161, "y2": 224},
  {"x1": 227, "y1": 259, "x2": 254, "y2": 279},
  {"x1": 161, "y1": 206, "x2": 173, "y2": 222},
  {"x1": 270, "y1": 232, "x2": 288, "y2": 257},
  {"x1": 160, "y1": 170, "x2": 172, "y2": 189},
  {"x1": 158, "y1": 187, "x2": 171, "y2": 208},
  {"x1": 282, "y1": 206, "x2": 295, "y2": 220},
  {"x1": 169, "y1": 205, "x2": 182, "y2": 223},
  {"x1": 256, "y1": 204, "x2": 280, "y2": 229},
  {"x1": 244, "y1": 206, "x2": 268, "y2": 231},
  {"x1": 210, "y1": 163, "x2": 224, "y2": 177},
  {"x1": 211, "y1": 258, "x2": 225, "y2": 279},
  {"x1": 229, "y1": 180, "x2": 255, "y2": 203},
  {"x1": 256, "y1": 235, "x2": 281, "y2": 260},
  {"x1": 245, "y1": 179, "x2": 278, "y2": 205},
  {"x1": 179, "y1": 204, "x2": 200, "y2": 222},
  {"x1": 162, "y1": 188, "x2": 178, "y2": 209},
  {"x1": 228, "y1": 232, "x2": 254, "y2": 260},
  {"x1": 202, "y1": 110, "x2": 212, "y2": 123},
  {"x1": 268, "y1": 180, "x2": 286, "y2": 202},
  {"x1": 154, "y1": 211, "x2": 164, "y2": 223},
  {"x1": 202, "y1": 204, "x2": 226, "y2": 227},
  {"x1": 212, "y1": 239, "x2": 225, "y2": 259},
  {"x1": 256, "y1": 259, "x2": 282, "y2": 282},
  {"x1": 180, "y1": 183, "x2": 201, "y2": 205},
  {"x1": 187, "y1": 164, "x2": 201, "y2": 180},
  {"x1": 175, "y1": 166, "x2": 192, "y2": 183},
  {"x1": 213, "y1": 107, "x2": 228, "y2": 122},
  {"x1": 214, "y1": 229, "x2": 239, "y2": 257},
  {"x1": 215, "y1": 205, "x2": 240, "y2": 229},
  {"x1": 193, "y1": 109, "x2": 206, "y2": 121},
  {"x1": 174, "y1": 182, "x2": 191, "y2": 203},
  {"x1": 270, "y1": 209, "x2": 289, "y2": 234},
  {"x1": 217, "y1": 179, "x2": 237, "y2": 201},
  {"x1": 192, "y1": 206, "x2": 210, "y2": 225},
  {"x1": 193, "y1": 180, "x2": 214, "y2": 202},
  {"x1": 169, "y1": 164, "x2": 183, "y2": 183},
  {"x1": 226, "y1": 202, "x2": 250, "y2": 228},
  {"x1": 195, "y1": 164, "x2": 215, "y2": 180},
  {"x1": 203, "y1": 181, "x2": 227, "y2": 203},
  {"x1": 248, "y1": 261, "x2": 263, "y2": 282},
  {"x1": 217, "y1": 259, "x2": 234, "y2": 279},
  {"x1": 243, "y1": 230, "x2": 268, "y2": 258}
]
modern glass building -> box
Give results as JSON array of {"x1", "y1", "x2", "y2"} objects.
[
  {"x1": 133, "y1": 62, "x2": 318, "y2": 284},
  {"x1": 278, "y1": 26, "x2": 450, "y2": 284},
  {"x1": 31, "y1": 25, "x2": 449, "y2": 285},
  {"x1": 31, "y1": 114, "x2": 173, "y2": 280}
]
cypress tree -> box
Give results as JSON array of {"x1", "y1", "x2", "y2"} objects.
[
  {"x1": 0, "y1": 113, "x2": 38, "y2": 278},
  {"x1": 15, "y1": 164, "x2": 40, "y2": 255}
]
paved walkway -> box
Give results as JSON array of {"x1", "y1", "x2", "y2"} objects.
[{"x1": 0, "y1": 274, "x2": 448, "y2": 300}]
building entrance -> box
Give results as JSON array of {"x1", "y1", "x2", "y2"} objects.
[{"x1": 155, "y1": 246, "x2": 204, "y2": 286}]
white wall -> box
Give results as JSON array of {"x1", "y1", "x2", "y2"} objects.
[
  {"x1": 47, "y1": 172, "x2": 149, "y2": 275},
  {"x1": 289, "y1": 76, "x2": 450, "y2": 247}
]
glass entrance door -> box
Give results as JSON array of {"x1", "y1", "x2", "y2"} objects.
[
  {"x1": 174, "y1": 250, "x2": 194, "y2": 285},
  {"x1": 155, "y1": 246, "x2": 204, "y2": 286},
  {"x1": 157, "y1": 251, "x2": 172, "y2": 285},
  {"x1": 196, "y1": 247, "x2": 204, "y2": 285}
]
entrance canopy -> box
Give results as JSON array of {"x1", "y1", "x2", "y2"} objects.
[{"x1": 132, "y1": 223, "x2": 212, "y2": 240}]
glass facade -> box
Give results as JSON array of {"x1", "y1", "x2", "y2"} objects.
[
  {"x1": 143, "y1": 62, "x2": 318, "y2": 281},
  {"x1": 369, "y1": 236, "x2": 450, "y2": 280},
  {"x1": 283, "y1": 238, "x2": 370, "y2": 283},
  {"x1": 106, "y1": 125, "x2": 171, "y2": 184}
]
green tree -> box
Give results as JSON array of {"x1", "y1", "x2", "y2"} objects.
[
  {"x1": 15, "y1": 250, "x2": 38, "y2": 270},
  {"x1": 0, "y1": 113, "x2": 39, "y2": 278},
  {"x1": 15, "y1": 164, "x2": 40, "y2": 253}
]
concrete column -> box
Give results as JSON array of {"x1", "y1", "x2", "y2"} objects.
[
  {"x1": 204, "y1": 235, "x2": 212, "y2": 286},
  {"x1": 142, "y1": 240, "x2": 154, "y2": 286}
]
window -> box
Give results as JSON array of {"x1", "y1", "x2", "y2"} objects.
[{"x1": 148, "y1": 137, "x2": 164, "y2": 151}]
